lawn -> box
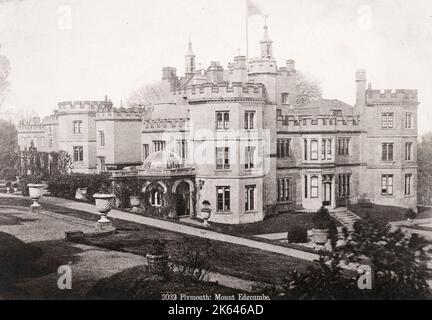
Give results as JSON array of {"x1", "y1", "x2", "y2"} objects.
[
  {"x1": 1, "y1": 197, "x2": 314, "y2": 284},
  {"x1": 210, "y1": 212, "x2": 316, "y2": 236},
  {"x1": 86, "y1": 265, "x2": 244, "y2": 300},
  {"x1": 349, "y1": 204, "x2": 432, "y2": 224}
]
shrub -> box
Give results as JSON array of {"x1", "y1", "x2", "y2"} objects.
[
  {"x1": 2, "y1": 167, "x2": 18, "y2": 181},
  {"x1": 405, "y1": 209, "x2": 417, "y2": 220},
  {"x1": 147, "y1": 239, "x2": 167, "y2": 256},
  {"x1": 287, "y1": 225, "x2": 308, "y2": 243},
  {"x1": 169, "y1": 238, "x2": 218, "y2": 283},
  {"x1": 47, "y1": 173, "x2": 111, "y2": 203},
  {"x1": 257, "y1": 219, "x2": 431, "y2": 300},
  {"x1": 312, "y1": 206, "x2": 333, "y2": 229}
]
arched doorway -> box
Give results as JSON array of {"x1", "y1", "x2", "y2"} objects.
[{"x1": 175, "y1": 181, "x2": 190, "y2": 217}]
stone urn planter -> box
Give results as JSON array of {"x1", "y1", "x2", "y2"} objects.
[
  {"x1": 93, "y1": 193, "x2": 116, "y2": 232},
  {"x1": 75, "y1": 187, "x2": 88, "y2": 201},
  {"x1": 129, "y1": 195, "x2": 141, "y2": 213},
  {"x1": 28, "y1": 184, "x2": 45, "y2": 208},
  {"x1": 312, "y1": 207, "x2": 334, "y2": 249},
  {"x1": 313, "y1": 229, "x2": 329, "y2": 245},
  {"x1": 146, "y1": 240, "x2": 169, "y2": 276},
  {"x1": 200, "y1": 200, "x2": 212, "y2": 228},
  {"x1": 146, "y1": 253, "x2": 169, "y2": 276}
]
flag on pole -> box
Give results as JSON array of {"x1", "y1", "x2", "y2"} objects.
[{"x1": 247, "y1": 0, "x2": 263, "y2": 17}]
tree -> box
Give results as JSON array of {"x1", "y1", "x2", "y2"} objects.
[
  {"x1": 258, "y1": 218, "x2": 430, "y2": 300},
  {"x1": 0, "y1": 119, "x2": 18, "y2": 179},
  {"x1": 418, "y1": 132, "x2": 432, "y2": 205},
  {"x1": 0, "y1": 44, "x2": 11, "y2": 110},
  {"x1": 127, "y1": 81, "x2": 177, "y2": 107},
  {"x1": 295, "y1": 72, "x2": 322, "y2": 108}
]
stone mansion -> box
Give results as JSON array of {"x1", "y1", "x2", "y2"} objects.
[{"x1": 17, "y1": 23, "x2": 418, "y2": 224}]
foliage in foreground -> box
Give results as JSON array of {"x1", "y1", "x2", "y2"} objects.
[{"x1": 256, "y1": 218, "x2": 431, "y2": 300}]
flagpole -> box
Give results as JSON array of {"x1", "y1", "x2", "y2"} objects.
[{"x1": 245, "y1": 0, "x2": 249, "y2": 63}]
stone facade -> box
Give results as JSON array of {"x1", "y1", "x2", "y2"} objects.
[{"x1": 16, "y1": 23, "x2": 419, "y2": 224}]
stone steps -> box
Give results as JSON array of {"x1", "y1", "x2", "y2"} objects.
[{"x1": 330, "y1": 208, "x2": 361, "y2": 231}]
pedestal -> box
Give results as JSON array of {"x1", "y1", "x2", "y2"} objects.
[
  {"x1": 95, "y1": 214, "x2": 115, "y2": 232},
  {"x1": 30, "y1": 198, "x2": 42, "y2": 209}
]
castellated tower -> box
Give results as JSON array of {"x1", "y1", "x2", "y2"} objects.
[
  {"x1": 357, "y1": 70, "x2": 418, "y2": 210},
  {"x1": 56, "y1": 99, "x2": 113, "y2": 174}
]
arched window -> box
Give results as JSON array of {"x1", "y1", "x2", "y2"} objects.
[
  {"x1": 311, "y1": 176, "x2": 319, "y2": 198},
  {"x1": 150, "y1": 189, "x2": 162, "y2": 207},
  {"x1": 310, "y1": 140, "x2": 318, "y2": 160}
]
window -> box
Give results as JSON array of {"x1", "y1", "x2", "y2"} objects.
[
  {"x1": 73, "y1": 146, "x2": 84, "y2": 162},
  {"x1": 382, "y1": 143, "x2": 394, "y2": 161},
  {"x1": 281, "y1": 93, "x2": 289, "y2": 105},
  {"x1": 381, "y1": 175, "x2": 393, "y2": 196},
  {"x1": 304, "y1": 139, "x2": 308, "y2": 160},
  {"x1": 326, "y1": 139, "x2": 332, "y2": 160},
  {"x1": 338, "y1": 138, "x2": 350, "y2": 155},
  {"x1": 177, "y1": 140, "x2": 187, "y2": 159},
  {"x1": 310, "y1": 176, "x2": 319, "y2": 198},
  {"x1": 338, "y1": 174, "x2": 351, "y2": 197},
  {"x1": 217, "y1": 186, "x2": 230, "y2": 212},
  {"x1": 73, "y1": 120, "x2": 83, "y2": 134},
  {"x1": 277, "y1": 139, "x2": 291, "y2": 158},
  {"x1": 150, "y1": 189, "x2": 162, "y2": 207},
  {"x1": 405, "y1": 142, "x2": 412, "y2": 161},
  {"x1": 404, "y1": 174, "x2": 412, "y2": 196},
  {"x1": 310, "y1": 140, "x2": 318, "y2": 160},
  {"x1": 49, "y1": 139, "x2": 53, "y2": 148},
  {"x1": 216, "y1": 111, "x2": 230, "y2": 129},
  {"x1": 143, "y1": 144, "x2": 149, "y2": 160},
  {"x1": 244, "y1": 111, "x2": 255, "y2": 130},
  {"x1": 405, "y1": 113, "x2": 412, "y2": 129},
  {"x1": 382, "y1": 113, "x2": 394, "y2": 128},
  {"x1": 153, "y1": 140, "x2": 165, "y2": 152},
  {"x1": 304, "y1": 175, "x2": 308, "y2": 198},
  {"x1": 216, "y1": 147, "x2": 230, "y2": 170},
  {"x1": 245, "y1": 185, "x2": 255, "y2": 211},
  {"x1": 99, "y1": 131, "x2": 105, "y2": 147},
  {"x1": 277, "y1": 178, "x2": 292, "y2": 202},
  {"x1": 321, "y1": 139, "x2": 332, "y2": 160},
  {"x1": 245, "y1": 146, "x2": 255, "y2": 169}
]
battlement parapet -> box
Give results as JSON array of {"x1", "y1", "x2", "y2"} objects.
[
  {"x1": 277, "y1": 114, "x2": 360, "y2": 131},
  {"x1": 172, "y1": 82, "x2": 266, "y2": 102},
  {"x1": 42, "y1": 114, "x2": 59, "y2": 125},
  {"x1": 142, "y1": 118, "x2": 190, "y2": 131},
  {"x1": 17, "y1": 123, "x2": 45, "y2": 133},
  {"x1": 96, "y1": 107, "x2": 143, "y2": 121},
  {"x1": 58, "y1": 100, "x2": 113, "y2": 113},
  {"x1": 366, "y1": 89, "x2": 418, "y2": 105}
]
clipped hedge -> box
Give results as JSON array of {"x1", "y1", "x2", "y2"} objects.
[
  {"x1": 287, "y1": 225, "x2": 308, "y2": 243},
  {"x1": 47, "y1": 173, "x2": 111, "y2": 203}
]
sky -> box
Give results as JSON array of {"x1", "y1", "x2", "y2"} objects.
[{"x1": 0, "y1": 0, "x2": 431, "y2": 133}]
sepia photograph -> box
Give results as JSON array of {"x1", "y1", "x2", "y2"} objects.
[{"x1": 0, "y1": 0, "x2": 431, "y2": 305}]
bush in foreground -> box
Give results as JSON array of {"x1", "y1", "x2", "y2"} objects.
[{"x1": 256, "y1": 218, "x2": 431, "y2": 300}]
